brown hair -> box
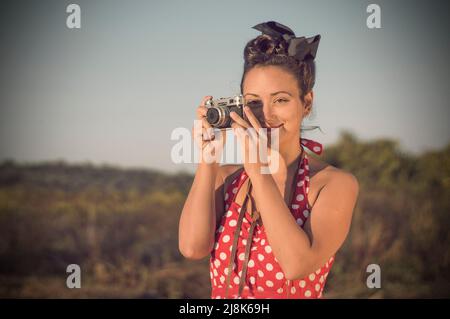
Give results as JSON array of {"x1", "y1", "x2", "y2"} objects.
[{"x1": 240, "y1": 34, "x2": 316, "y2": 102}]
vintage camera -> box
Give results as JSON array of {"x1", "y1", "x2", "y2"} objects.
[
  {"x1": 205, "y1": 95, "x2": 245, "y2": 129},
  {"x1": 205, "y1": 94, "x2": 263, "y2": 129}
]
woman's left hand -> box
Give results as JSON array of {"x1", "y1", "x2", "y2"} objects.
[{"x1": 230, "y1": 106, "x2": 269, "y2": 178}]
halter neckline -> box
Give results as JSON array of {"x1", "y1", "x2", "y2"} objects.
[{"x1": 300, "y1": 137, "x2": 323, "y2": 155}]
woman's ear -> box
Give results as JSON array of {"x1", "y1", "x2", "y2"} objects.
[{"x1": 303, "y1": 91, "x2": 314, "y2": 117}]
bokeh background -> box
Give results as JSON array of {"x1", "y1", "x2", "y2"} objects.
[{"x1": 0, "y1": 0, "x2": 449, "y2": 298}]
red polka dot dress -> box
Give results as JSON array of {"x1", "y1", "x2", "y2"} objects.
[{"x1": 209, "y1": 138, "x2": 335, "y2": 299}]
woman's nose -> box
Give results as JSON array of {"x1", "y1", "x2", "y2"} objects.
[{"x1": 262, "y1": 102, "x2": 276, "y2": 122}]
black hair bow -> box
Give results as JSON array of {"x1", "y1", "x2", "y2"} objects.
[{"x1": 252, "y1": 21, "x2": 321, "y2": 62}]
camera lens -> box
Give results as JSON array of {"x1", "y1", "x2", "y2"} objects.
[
  {"x1": 206, "y1": 106, "x2": 230, "y2": 128},
  {"x1": 206, "y1": 108, "x2": 220, "y2": 125}
]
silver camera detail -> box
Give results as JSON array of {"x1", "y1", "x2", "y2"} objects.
[{"x1": 205, "y1": 95, "x2": 247, "y2": 129}]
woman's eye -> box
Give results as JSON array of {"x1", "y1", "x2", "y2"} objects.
[
  {"x1": 246, "y1": 100, "x2": 262, "y2": 108},
  {"x1": 275, "y1": 99, "x2": 289, "y2": 104}
]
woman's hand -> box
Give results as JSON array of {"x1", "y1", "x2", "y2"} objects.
[
  {"x1": 230, "y1": 106, "x2": 270, "y2": 177},
  {"x1": 192, "y1": 96, "x2": 227, "y2": 167}
]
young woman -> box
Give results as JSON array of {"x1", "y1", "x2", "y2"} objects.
[{"x1": 179, "y1": 21, "x2": 359, "y2": 299}]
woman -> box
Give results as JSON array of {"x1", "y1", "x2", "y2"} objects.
[{"x1": 179, "y1": 21, "x2": 359, "y2": 299}]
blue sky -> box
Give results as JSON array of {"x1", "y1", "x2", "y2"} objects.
[{"x1": 0, "y1": 0, "x2": 449, "y2": 172}]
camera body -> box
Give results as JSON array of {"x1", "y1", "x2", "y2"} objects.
[{"x1": 205, "y1": 95, "x2": 246, "y2": 129}]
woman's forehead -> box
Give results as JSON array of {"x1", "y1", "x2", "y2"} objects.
[{"x1": 243, "y1": 66, "x2": 298, "y2": 95}]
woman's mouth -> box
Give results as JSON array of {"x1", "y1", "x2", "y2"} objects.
[
  {"x1": 262, "y1": 124, "x2": 284, "y2": 140},
  {"x1": 262, "y1": 123, "x2": 284, "y2": 130}
]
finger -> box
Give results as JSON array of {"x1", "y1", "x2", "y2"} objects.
[
  {"x1": 201, "y1": 118, "x2": 215, "y2": 141},
  {"x1": 232, "y1": 125, "x2": 246, "y2": 140},
  {"x1": 196, "y1": 106, "x2": 208, "y2": 119},
  {"x1": 231, "y1": 122, "x2": 249, "y2": 146},
  {"x1": 196, "y1": 95, "x2": 213, "y2": 119},
  {"x1": 231, "y1": 121, "x2": 245, "y2": 131},
  {"x1": 193, "y1": 126, "x2": 213, "y2": 145},
  {"x1": 192, "y1": 121, "x2": 203, "y2": 140},
  {"x1": 232, "y1": 116, "x2": 259, "y2": 157},
  {"x1": 243, "y1": 106, "x2": 262, "y2": 131},
  {"x1": 217, "y1": 127, "x2": 227, "y2": 142},
  {"x1": 242, "y1": 130, "x2": 255, "y2": 164},
  {"x1": 200, "y1": 95, "x2": 213, "y2": 107},
  {"x1": 230, "y1": 111, "x2": 250, "y2": 129},
  {"x1": 245, "y1": 106, "x2": 271, "y2": 146},
  {"x1": 192, "y1": 126, "x2": 204, "y2": 148},
  {"x1": 202, "y1": 117, "x2": 213, "y2": 129},
  {"x1": 202, "y1": 131, "x2": 215, "y2": 142},
  {"x1": 246, "y1": 125, "x2": 259, "y2": 145}
]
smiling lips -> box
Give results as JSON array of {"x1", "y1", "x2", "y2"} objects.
[{"x1": 263, "y1": 123, "x2": 283, "y2": 129}]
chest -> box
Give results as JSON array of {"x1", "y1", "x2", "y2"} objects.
[{"x1": 229, "y1": 168, "x2": 328, "y2": 240}]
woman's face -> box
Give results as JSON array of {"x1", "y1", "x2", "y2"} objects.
[{"x1": 242, "y1": 65, "x2": 313, "y2": 146}]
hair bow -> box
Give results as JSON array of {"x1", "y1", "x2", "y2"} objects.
[{"x1": 252, "y1": 21, "x2": 321, "y2": 62}]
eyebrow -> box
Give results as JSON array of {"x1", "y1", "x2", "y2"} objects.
[{"x1": 244, "y1": 91, "x2": 293, "y2": 97}]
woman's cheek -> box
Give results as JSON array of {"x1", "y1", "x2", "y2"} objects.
[{"x1": 283, "y1": 121, "x2": 295, "y2": 134}]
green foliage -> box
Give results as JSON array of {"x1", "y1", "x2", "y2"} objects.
[{"x1": 0, "y1": 132, "x2": 449, "y2": 298}]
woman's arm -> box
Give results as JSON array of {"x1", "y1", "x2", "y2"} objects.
[
  {"x1": 178, "y1": 162, "x2": 224, "y2": 260},
  {"x1": 249, "y1": 169, "x2": 359, "y2": 280},
  {"x1": 179, "y1": 95, "x2": 228, "y2": 260}
]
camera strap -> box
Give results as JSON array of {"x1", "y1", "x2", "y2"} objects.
[
  {"x1": 224, "y1": 177, "x2": 261, "y2": 298},
  {"x1": 223, "y1": 147, "x2": 308, "y2": 298}
]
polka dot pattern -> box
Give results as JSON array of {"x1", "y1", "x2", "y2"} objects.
[{"x1": 210, "y1": 138, "x2": 334, "y2": 299}]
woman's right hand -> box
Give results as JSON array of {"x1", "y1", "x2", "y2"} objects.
[{"x1": 193, "y1": 96, "x2": 227, "y2": 166}]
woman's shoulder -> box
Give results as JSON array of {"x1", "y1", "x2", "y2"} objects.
[
  {"x1": 309, "y1": 156, "x2": 359, "y2": 189},
  {"x1": 307, "y1": 156, "x2": 359, "y2": 211}
]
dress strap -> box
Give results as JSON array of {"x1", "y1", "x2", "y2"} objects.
[{"x1": 300, "y1": 138, "x2": 323, "y2": 155}]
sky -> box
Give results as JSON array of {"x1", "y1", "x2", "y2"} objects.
[{"x1": 0, "y1": 0, "x2": 449, "y2": 173}]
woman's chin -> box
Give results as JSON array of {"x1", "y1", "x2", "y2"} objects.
[
  {"x1": 265, "y1": 124, "x2": 283, "y2": 133},
  {"x1": 265, "y1": 126, "x2": 285, "y2": 146}
]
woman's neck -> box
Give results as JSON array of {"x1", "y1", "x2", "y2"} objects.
[{"x1": 269, "y1": 138, "x2": 303, "y2": 181}]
